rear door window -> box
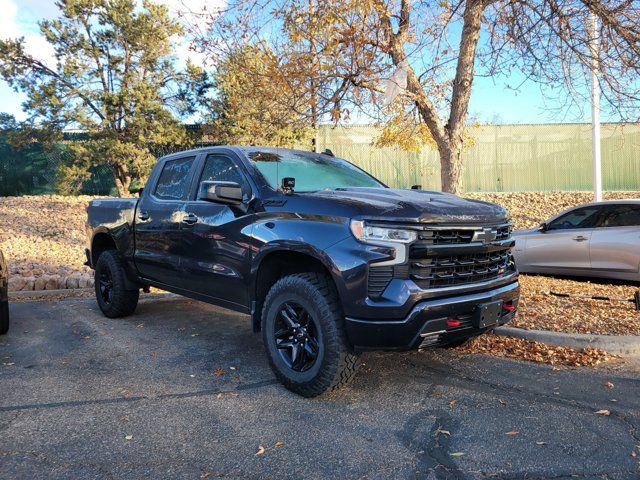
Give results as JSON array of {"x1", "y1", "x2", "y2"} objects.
[
  {"x1": 154, "y1": 156, "x2": 196, "y2": 201},
  {"x1": 599, "y1": 205, "x2": 640, "y2": 227}
]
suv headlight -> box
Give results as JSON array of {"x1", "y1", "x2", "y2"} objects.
[{"x1": 349, "y1": 220, "x2": 417, "y2": 244}]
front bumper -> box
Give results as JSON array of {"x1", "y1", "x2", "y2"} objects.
[{"x1": 345, "y1": 280, "x2": 519, "y2": 351}]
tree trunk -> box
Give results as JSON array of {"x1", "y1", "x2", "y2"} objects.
[
  {"x1": 113, "y1": 163, "x2": 132, "y2": 197},
  {"x1": 439, "y1": 142, "x2": 464, "y2": 195}
]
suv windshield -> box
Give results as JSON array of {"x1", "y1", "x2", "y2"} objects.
[{"x1": 246, "y1": 148, "x2": 384, "y2": 192}]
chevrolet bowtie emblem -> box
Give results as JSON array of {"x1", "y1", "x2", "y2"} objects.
[{"x1": 473, "y1": 228, "x2": 498, "y2": 244}]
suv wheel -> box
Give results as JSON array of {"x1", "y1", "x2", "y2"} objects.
[
  {"x1": 262, "y1": 272, "x2": 359, "y2": 397},
  {"x1": 94, "y1": 250, "x2": 139, "y2": 318}
]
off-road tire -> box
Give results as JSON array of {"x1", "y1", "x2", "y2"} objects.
[
  {"x1": 94, "y1": 250, "x2": 139, "y2": 318},
  {"x1": 262, "y1": 272, "x2": 359, "y2": 397}
]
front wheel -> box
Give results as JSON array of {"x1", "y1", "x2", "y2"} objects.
[
  {"x1": 262, "y1": 272, "x2": 359, "y2": 397},
  {"x1": 94, "y1": 250, "x2": 139, "y2": 318}
]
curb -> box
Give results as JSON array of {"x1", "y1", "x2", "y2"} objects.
[
  {"x1": 9, "y1": 288, "x2": 180, "y2": 301},
  {"x1": 9, "y1": 288, "x2": 94, "y2": 299},
  {"x1": 495, "y1": 326, "x2": 640, "y2": 358}
]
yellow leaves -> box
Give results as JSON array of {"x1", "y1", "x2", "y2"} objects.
[
  {"x1": 448, "y1": 399, "x2": 458, "y2": 409},
  {"x1": 373, "y1": 105, "x2": 437, "y2": 153},
  {"x1": 505, "y1": 431, "x2": 519, "y2": 436},
  {"x1": 213, "y1": 368, "x2": 226, "y2": 376},
  {"x1": 256, "y1": 441, "x2": 285, "y2": 456},
  {"x1": 458, "y1": 333, "x2": 618, "y2": 367},
  {"x1": 594, "y1": 409, "x2": 611, "y2": 416},
  {"x1": 604, "y1": 381, "x2": 614, "y2": 389}
]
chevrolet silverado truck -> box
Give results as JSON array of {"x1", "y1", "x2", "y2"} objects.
[{"x1": 86, "y1": 146, "x2": 519, "y2": 397}]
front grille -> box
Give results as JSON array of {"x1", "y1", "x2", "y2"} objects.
[
  {"x1": 409, "y1": 251, "x2": 516, "y2": 289},
  {"x1": 417, "y1": 229, "x2": 474, "y2": 245},
  {"x1": 414, "y1": 223, "x2": 512, "y2": 246},
  {"x1": 495, "y1": 224, "x2": 512, "y2": 241}
]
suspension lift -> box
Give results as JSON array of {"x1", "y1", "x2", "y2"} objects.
[{"x1": 546, "y1": 290, "x2": 640, "y2": 311}]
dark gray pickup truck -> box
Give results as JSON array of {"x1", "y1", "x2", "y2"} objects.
[{"x1": 86, "y1": 146, "x2": 519, "y2": 396}]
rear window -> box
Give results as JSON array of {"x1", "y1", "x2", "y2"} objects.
[{"x1": 154, "y1": 157, "x2": 195, "y2": 200}]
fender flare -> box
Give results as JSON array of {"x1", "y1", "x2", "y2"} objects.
[{"x1": 248, "y1": 241, "x2": 345, "y2": 329}]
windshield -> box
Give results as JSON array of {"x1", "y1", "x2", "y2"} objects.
[{"x1": 246, "y1": 149, "x2": 384, "y2": 192}]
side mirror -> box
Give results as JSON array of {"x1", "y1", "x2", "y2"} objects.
[
  {"x1": 539, "y1": 222, "x2": 548, "y2": 232},
  {"x1": 198, "y1": 181, "x2": 243, "y2": 205}
]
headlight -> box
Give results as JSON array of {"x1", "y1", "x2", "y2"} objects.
[{"x1": 349, "y1": 220, "x2": 417, "y2": 244}]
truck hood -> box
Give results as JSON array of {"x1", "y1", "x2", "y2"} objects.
[{"x1": 304, "y1": 187, "x2": 509, "y2": 224}]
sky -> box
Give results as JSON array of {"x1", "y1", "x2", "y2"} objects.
[{"x1": 0, "y1": 0, "x2": 614, "y2": 125}]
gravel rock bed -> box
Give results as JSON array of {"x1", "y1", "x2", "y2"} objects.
[{"x1": 1, "y1": 192, "x2": 639, "y2": 337}]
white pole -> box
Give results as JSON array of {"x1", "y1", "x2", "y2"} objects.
[{"x1": 589, "y1": 11, "x2": 602, "y2": 202}]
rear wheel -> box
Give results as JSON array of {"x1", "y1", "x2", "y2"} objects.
[
  {"x1": 94, "y1": 250, "x2": 139, "y2": 318},
  {"x1": 262, "y1": 272, "x2": 359, "y2": 397}
]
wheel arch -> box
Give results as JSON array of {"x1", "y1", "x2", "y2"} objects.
[
  {"x1": 90, "y1": 231, "x2": 117, "y2": 267},
  {"x1": 250, "y1": 246, "x2": 343, "y2": 332}
]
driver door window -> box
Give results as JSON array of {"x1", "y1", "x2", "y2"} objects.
[
  {"x1": 547, "y1": 207, "x2": 601, "y2": 230},
  {"x1": 199, "y1": 154, "x2": 249, "y2": 198}
]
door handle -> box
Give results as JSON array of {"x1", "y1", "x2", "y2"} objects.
[
  {"x1": 182, "y1": 213, "x2": 198, "y2": 225},
  {"x1": 572, "y1": 236, "x2": 588, "y2": 242},
  {"x1": 138, "y1": 211, "x2": 150, "y2": 221}
]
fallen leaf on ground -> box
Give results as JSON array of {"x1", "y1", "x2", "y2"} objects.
[
  {"x1": 595, "y1": 409, "x2": 611, "y2": 416},
  {"x1": 450, "y1": 452, "x2": 464, "y2": 457},
  {"x1": 604, "y1": 381, "x2": 614, "y2": 389},
  {"x1": 124, "y1": 435, "x2": 133, "y2": 440},
  {"x1": 275, "y1": 441, "x2": 285, "y2": 447},
  {"x1": 498, "y1": 399, "x2": 508, "y2": 405},
  {"x1": 213, "y1": 368, "x2": 226, "y2": 376},
  {"x1": 255, "y1": 446, "x2": 266, "y2": 456},
  {"x1": 536, "y1": 441, "x2": 546, "y2": 445},
  {"x1": 120, "y1": 389, "x2": 132, "y2": 400},
  {"x1": 448, "y1": 400, "x2": 458, "y2": 409},
  {"x1": 505, "y1": 431, "x2": 519, "y2": 436},
  {"x1": 458, "y1": 333, "x2": 619, "y2": 367},
  {"x1": 435, "y1": 429, "x2": 451, "y2": 436},
  {"x1": 201, "y1": 472, "x2": 212, "y2": 478}
]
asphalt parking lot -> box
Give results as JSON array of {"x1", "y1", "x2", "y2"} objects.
[{"x1": 1, "y1": 295, "x2": 639, "y2": 479}]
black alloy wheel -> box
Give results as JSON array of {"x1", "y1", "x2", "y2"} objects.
[
  {"x1": 261, "y1": 272, "x2": 360, "y2": 397},
  {"x1": 98, "y1": 269, "x2": 114, "y2": 305},
  {"x1": 274, "y1": 302, "x2": 321, "y2": 372}
]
